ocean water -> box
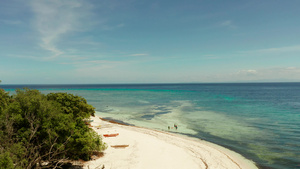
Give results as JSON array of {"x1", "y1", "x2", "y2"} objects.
[{"x1": 1, "y1": 83, "x2": 300, "y2": 169}]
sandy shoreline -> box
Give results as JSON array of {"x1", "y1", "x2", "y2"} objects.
[{"x1": 84, "y1": 116, "x2": 258, "y2": 169}]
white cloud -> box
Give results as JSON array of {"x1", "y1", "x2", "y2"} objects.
[
  {"x1": 240, "y1": 45, "x2": 300, "y2": 55},
  {"x1": 238, "y1": 69, "x2": 258, "y2": 76},
  {"x1": 60, "y1": 59, "x2": 125, "y2": 68},
  {"x1": 231, "y1": 67, "x2": 300, "y2": 82},
  {"x1": 257, "y1": 45, "x2": 300, "y2": 53},
  {"x1": 286, "y1": 67, "x2": 296, "y2": 70},
  {"x1": 202, "y1": 54, "x2": 220, "y2": 59},
  {"x1": 30, "y1": 0, "x2": 91, "y2": 59},
  {"x1": 129, "y1": 53, "x2": 149, "y2": 56},
  {"x1": 219, "y1": 20, "x2": 237, "y2": 29}
]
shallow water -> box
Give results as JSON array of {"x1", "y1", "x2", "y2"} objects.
[{"x1": 2, "y1": 83, "x2": 300, "y2": 169}]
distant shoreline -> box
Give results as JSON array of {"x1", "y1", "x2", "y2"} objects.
[{"x1": 1, "y1": 81, "x2": 299, "y2": 87}]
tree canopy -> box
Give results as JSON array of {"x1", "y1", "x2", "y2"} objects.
[{"x1": 0, "y1": 88, "x2": 106, "y2": 169}]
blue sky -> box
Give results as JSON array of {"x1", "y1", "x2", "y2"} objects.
[{"x1": 1, "y1": 0, "x2": 300, "y2": 84}]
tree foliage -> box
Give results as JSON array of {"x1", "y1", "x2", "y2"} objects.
[
  {"x1": 0, "y1": 88, "x2": 106, "y2": 169},
  {"x1": 47, "y1": 92, "x2": 95, "y2": 118}
]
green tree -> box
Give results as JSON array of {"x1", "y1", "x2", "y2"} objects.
[
  {"x1": 0, "y1": 88, "x2": 106, "y2": 168},
  {"x1": 0, "y1": 88, "x2": 11, "y2": 114},
  {"x1": 0, "y1": 152, "x2": 14, "y2": 169},
  {"x1": 46, "y1": 92, "x2": 105, "y2": 160},
  {"x1": 46, "y1": 92, "x2": 95, "y2": 118}
]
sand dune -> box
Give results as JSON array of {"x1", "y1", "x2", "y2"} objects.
[{"x1": 84, "y1": 116, "x2": 257, "y2": 169}]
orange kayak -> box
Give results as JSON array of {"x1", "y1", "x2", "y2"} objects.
[{"x1": 103, "y1": 133, "x2": 119, "y2": 137}]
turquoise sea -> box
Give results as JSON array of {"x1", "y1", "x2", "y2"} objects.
[{"x1": 1, "y1": 83, "x2": 300, "y2": 169}]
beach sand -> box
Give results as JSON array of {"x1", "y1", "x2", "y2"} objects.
[{"x1": 84, "y1": 116, "x2": 258, "y2": 169}]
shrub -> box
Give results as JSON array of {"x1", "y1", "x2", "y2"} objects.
[{"x1": 0, "y1": 88, "x2": 106, "y2": 168}]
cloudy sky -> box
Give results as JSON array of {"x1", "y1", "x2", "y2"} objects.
[{"x1": 1, "y1": 0, "x2": 300, "y2": 84}]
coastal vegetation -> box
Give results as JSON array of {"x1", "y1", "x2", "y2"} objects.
[{"x1": 0, "y1": 88, "x2": 106, "y2": 168}]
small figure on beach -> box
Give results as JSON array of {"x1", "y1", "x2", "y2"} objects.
[
  {"x1": 174, "y1": 124, "x2": 178, "y2": 130},
  {"x1": 168, "y1": 126, "x2": 170, "y2": 130}
]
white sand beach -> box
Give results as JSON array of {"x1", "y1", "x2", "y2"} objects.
[{"x1": 84, "y1": 116, "x2": 258, "y2": 169}]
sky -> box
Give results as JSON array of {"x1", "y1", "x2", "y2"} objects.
[{"x1": 1, "y1": 0, "x2": 300, "y2": 84}]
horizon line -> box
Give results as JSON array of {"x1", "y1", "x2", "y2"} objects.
[{"x1": 1, "y1": 81, "x2": 299, "y2": 86}]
